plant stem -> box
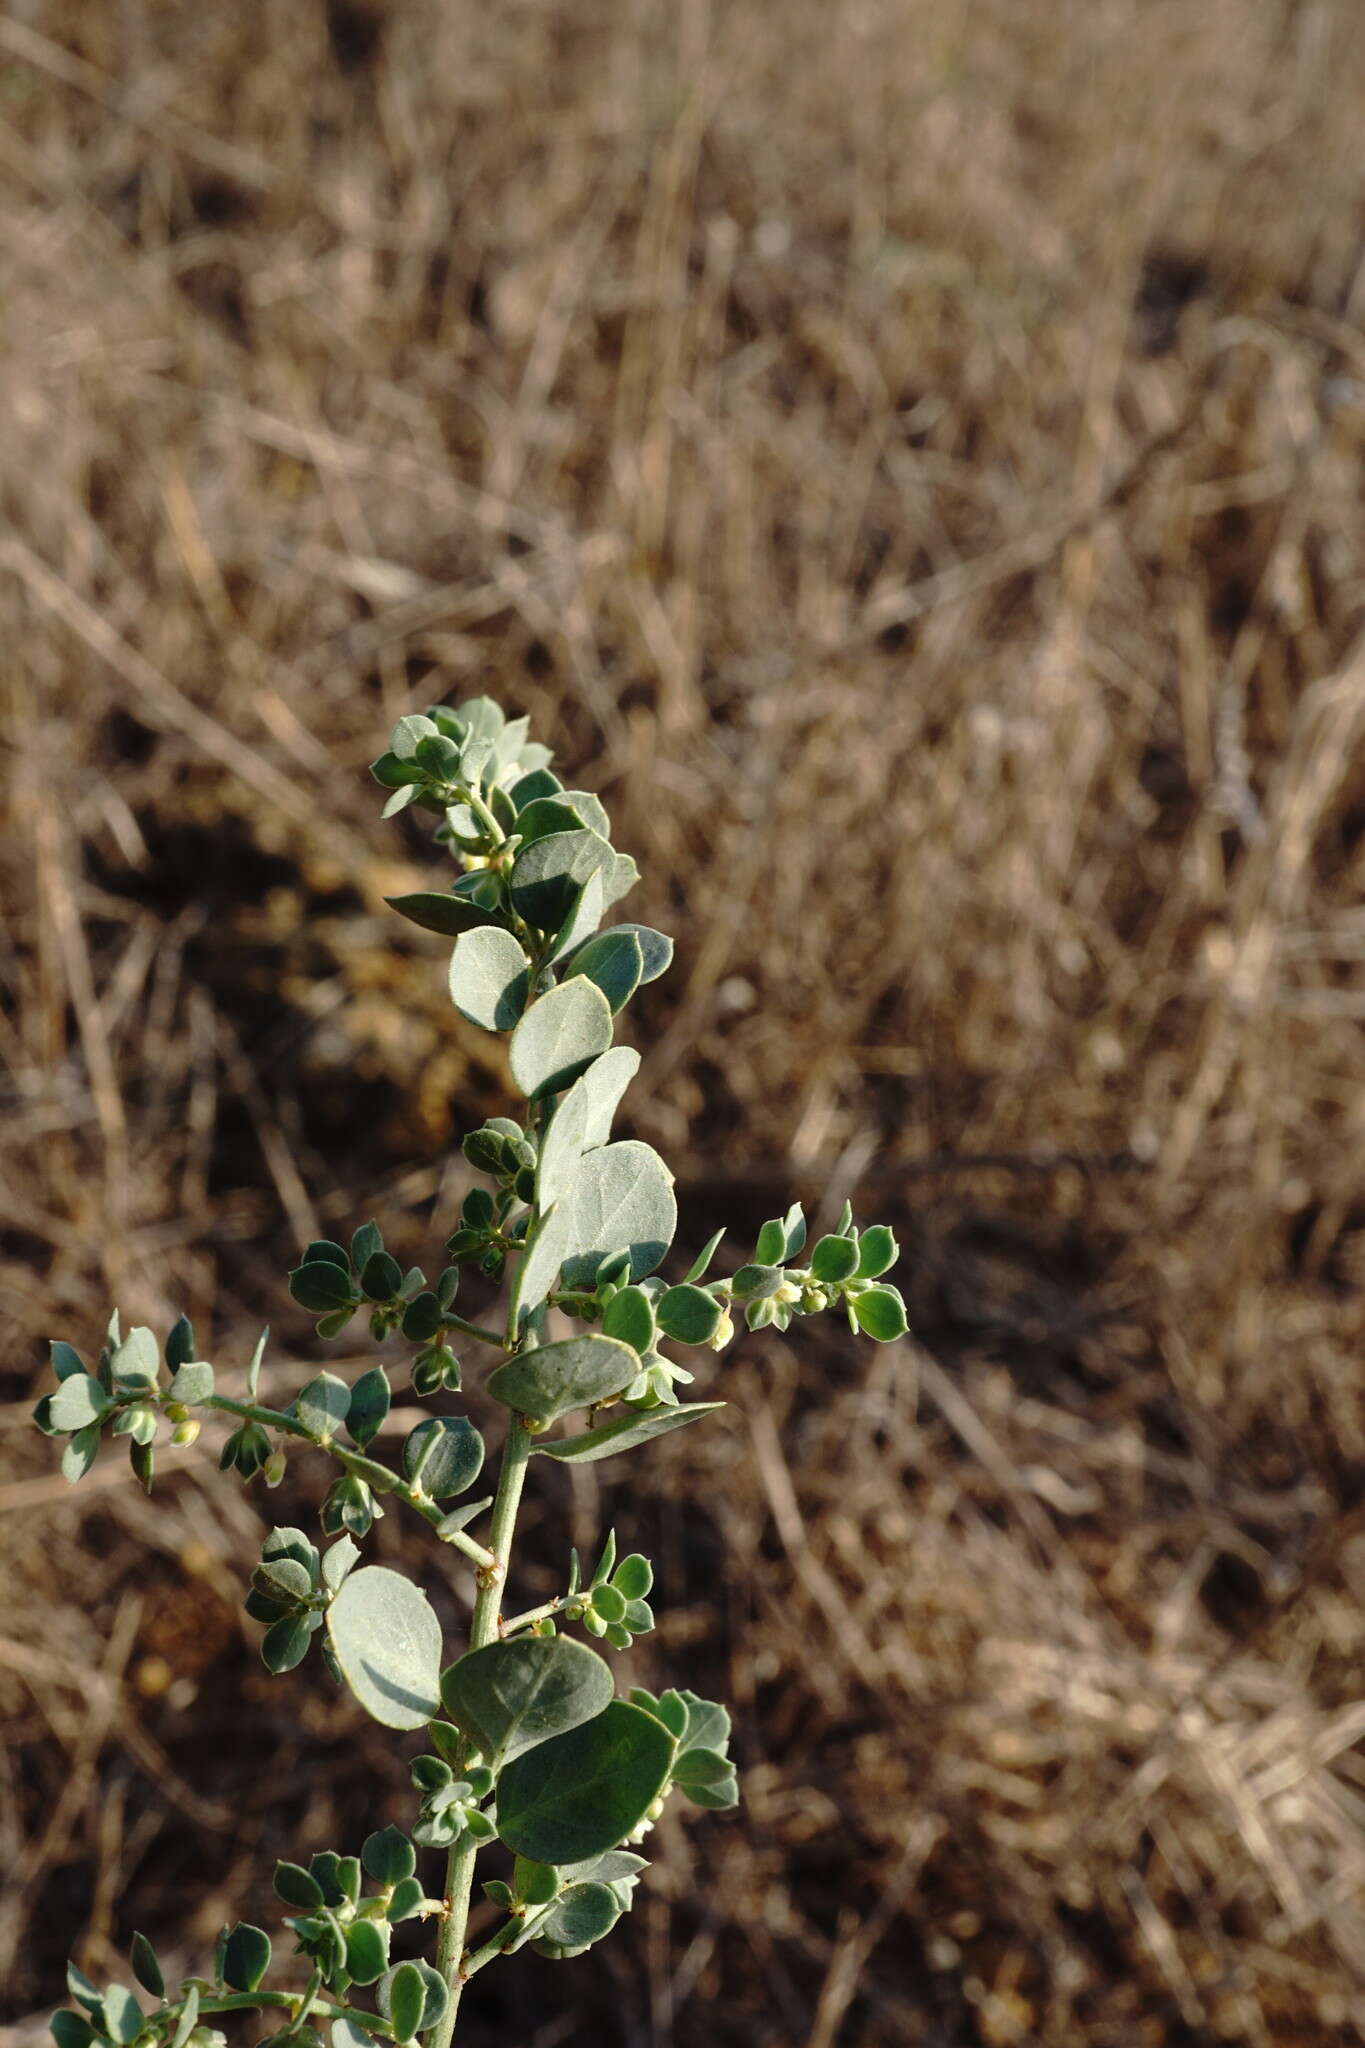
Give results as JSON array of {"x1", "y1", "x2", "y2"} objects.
[
  {"x1": 429, "y1": 1415, "x2": 535, "y2": 2048},
  {"x1": 200, "y1": 1395, "x2": 496, "y2": 1567},
  {"x1": 459, "y1": 1902, "x2": 557, "y2": 1978}
]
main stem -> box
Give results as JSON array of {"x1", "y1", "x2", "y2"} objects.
[{"x1": 429, "y1": 1411, "x2": 534, "y2": 2048}]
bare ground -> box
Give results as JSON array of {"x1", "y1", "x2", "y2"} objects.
[{"x1": 3, "y1": 3, "x2": 1365, "y2": 2044}]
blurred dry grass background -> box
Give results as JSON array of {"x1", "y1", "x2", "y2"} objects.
[{"x1": 3, "y1": 0, "x2": 1365, "y2": 2042}]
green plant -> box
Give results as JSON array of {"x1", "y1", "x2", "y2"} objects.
[{"x1": 35, "y1": 696, "x2": 906, "y2": 2048}]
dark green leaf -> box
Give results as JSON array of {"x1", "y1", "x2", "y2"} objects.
[
  {"x1": 401, "y1": 1417, "x2": 485, "y2": 1499},
  {"x1": 360, "y1": 1251, "x2": 403, "y2": 1302},
  {"x1": 595, "y1": 923, "x2": 673, "y2": 984},
  {"x1": 439, "y1": 1636, "x2": 613, "y2": 1765},
  {"x1": 377, "y1": 1963, "x2": 425, "y2": 2045},
  {"x1": 536, "y1": 1401, "x2": 723, "y2": 1465},
  {"x1": 401, "y1": 1292, "x2": 444, "y2": 1342},
  {"x1": 164, "y1": 1316, "x2": 195, "y2": 1372},
  {"x1": 50, "y1": 2013, "x2": 97, "y2": 2048},
  {"x1": 564, "y1": 930, "x2": 644, "y2": 1014},
  {"x1": 753, "y1": 1218, "x2": 788, "y2": 1266},
  {"x1": 810, "y1": 1234, "x2": 859, "y2": 1284},
  {"x1": 385, "y1": 1877, "x2": 426, "y2": 1924},
  {"x1": 304, "y1": 1239, "x2": 352, "y2": 1270},
  {"x1": 262, "y1": 1613, "x2": 313, "y2": 1674},
  {"x1": 448, "y1": 927, "x2": 531, "y2": 1032},
  {"x1": 129, "y1": 1933, "x2": 164, "y2": 2000},
  {"x1": 343, "y1": 1920, "x2": 389, "y2": 1986},
  {"x1": 496, "y1": 1700, "x2": 675, "y2": 1865},
  {"x1": 50, "y1": 1340, "x2": 87, "y2": 1382},
  {"x1": 487, "y1": 1335, "x2": 638, "y2": 1423},
  {"x1": 289, "y1": 1263, "x2": 355, "y2": 1313},
  {"x1": 509, "y1": 827, "x2": 616, "y2": 934},
  {"x1": 326, "y1": 1566, "x2": 443, "y2": 1730},
  {"x1": 221, "y1": 1923, "x2": 271, "y2": 1993},
  {"x1": 509, "y1": 980, "x2": 614, "y2": 1102},
  {"x1": 274, "y1": 1860, "x2": 324, "y2": 1908},
  {"x1": 684, "y1": 1227, "x2": 726, "y2": 1283},
  {"x1": 530, "y1": 1880, "x2": 623, "y2": 1958},
  {"x1": 346, "y1": 1367, "x2": 391, "y2": 1449},
  {"x1": 362, "y1": 1826, "x2": 416, "y2": 1886},
  {"x1": 385, "y1": 893, "x2": 501, "y2": 939},
  {"x1": 612, "y1": 1554, "x2": 653, "y2": 1600},
  {"x1": 513, "y1": 796, "x2": 587, "y2": 846},
  {"x1": 672, "y1": 1746, "x2": 734, "y2": 1788},
  {"x1": 510, "y1": 768, "x2": 563, "y2": 809},
  {"x1": 655, "y1": 1284, "x2": 722, "y2": 1346},
  {"x1": 65, "y1": 1964, "x2": 102, "y2": 2016}
]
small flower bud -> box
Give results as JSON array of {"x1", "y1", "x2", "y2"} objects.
[
  {"x1": 263, "y1": 1449, "x2": 288, "y2": 1488},
  {"x1": 708, "y1": 1313, "x2": 735, "y2": 1351},
  {"x1": 171, "y1": 1418, "x2": 201, "y2": 1448}
]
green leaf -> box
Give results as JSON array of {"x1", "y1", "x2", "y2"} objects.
[
  {"x1": 510, "y1": 767, "x2": 563, "y2": 809},
  {"x1": 65, "y1": 1965, "x2": 103, "y2": 2016},
  {"x1": 509, "y1": 827, "x2": 616, "y2": 934},
  {"x1": 168, "y1": 1986, "x2": 199, "y2": 2048},
  {"x1": 601, "y1": 1285, "x2": 656, "y2": 1353},
  {"x1": 48, "y1": 1375, "x2": 111, "y2": 1431},
  {"x1": 385, "y1": 892, "x2": 502, "y2": 939},
  {"x1": 110, "y1": 1327, "x2": 159, "y2": 1385},
  {"x1": 221, "y1": 1923, "x2": 271, "y2": 1993},
  {"x1": 386, "y1": 1876, "x2": 426, "y2": 1923},
  {"x1": 564, "y1": 929, "x2": 644, "y2": 1014},
  {"x1": 363, "y1": 1826, "x2": 416, "y2": 1886},
  {"x1": 448, "y1": 927, "x2": 531, "y2": 1032},
  {"x1": 129, "y1": 1932, "x2": 164, "y2": 2000},
  {"x1": 729, "y1": 1263, "x2": 784, "y2": 1301},
  {"x1": 50, "y1": 2013, "x2": 97, "y2": 2048},
  {"x1": 513, "y1": 796, "x2": 588, "y2": 846},
  {"x1": 655, "y1": 1284, "x2": 722, "y2": 1346},
  {"x1": 346, "y1": 1366, "x2": 391, "y2": 1448},
  {"x1": 344, "y1": 1919, "x2": 390, "y2": 1986},
  {"x1": 390, "y1": 713, "x2": 442, "y2": 761},
  {"x1": 852, "y1": 1285, "x2": 908, "y2": 1341},
  {"x1": 556, "y1": 1140, "x2": 677, "y2": 1291},
  {"x1": 326, "y1": 1566, "x2": 443, "y2": 1729},
  {"x1": 295, "y1": 1373, "x2": 351, "y2": 1438},
  {"x1": 360, "y1": 1251, "x2": 404, "y2": 1301},
  {"x1": 810, "y1": 1235, "x2": 860, "y2": 1284},
  {"x1": 753, "y1": 1218, "x2": 789, "y2": 1266},
  {"x1": 487, "y1": 1335, "x2": 638, "y2": 1423},
  {"x1": 333, "y1": 2020, "x2": 380, "y2": 2048},
  {"x1": 612, "y1": 1553, "x2": 653, "y2": 1600},
  {"x1": 61, "y1": 1424, "x2": 101, "y2": 1484},
  {"x1": 380, "y1": 1963, "x2": 425, "y2": 2046},
  {"x1": 672, "y1": 1746, "x2": 733, "y2": 1789},
  {"x1": 855, "y1": 1224, "x2": 899, "y2": 1279},
  {"x1": 401, "y1": 1416, "x2": 485, "y2": 1499},
  {"x1": 685, "y1": 1227, "x2": 726, "y2": 1282},
  {"x1": 289, "y1": 1262, "x2": 355, "y2": 1313},
  {"x1": 50, "y1": 1340, "x2": 87, "y2": 1382},
  {"x1": 322, "y1": 1533, "x2": 361, "y2": 1593},
  {"x1": 165, "y1": 1315, "x2": 195, "y2": 1371},
  {"x1": 101, "y1": 1987, "x2": 143, "y2": 2046},
  {"x1": 535, "y1": 1047, "x2": 640, "y2": 1209},
  {"x1": 592, "y1": 923, "x2": 673, "y2": 984},
  {"x1": 168, "y1": 1359, "x2": 214, "y2": 1404},
  {"x1": 274, "y1": 1860, "x2": 324, "y2": 1908},
  {"x1": 440, "y1": 1637, "x2": 614, "y2": 1765},
  {"x1": 530, "y1": 1880, "x2": 623, "y2": 1958},
  {"x1": 549, "y1": 867, "x2": 605, "y2": 963},
  {"x1": 496, "y1": 1700, "x2": 675, "y2": 1865},
  {"x1": 536, "y1": 1402, "x2": 723, "y2": 1465},
  {"x1": 509, "y1": 980, "x2": 614, "y2": 1102},
  {"x1": 261, "y1": 1613, "x2": 313, "y2": 1674}
]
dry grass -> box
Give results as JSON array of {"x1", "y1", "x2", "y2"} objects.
[{"x1": 3, "y1": 1, "x2": 1365, "y2": 2042}]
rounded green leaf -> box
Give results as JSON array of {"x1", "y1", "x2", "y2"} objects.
[
  {"x1": 852, "y1": 1285, "x2": 908, "y2": 1341},
  {"x1": 612, "y1": 1553, "x2": 653, "y2": 1600},
  {"x1": 289, "y1": 1262, "x2": 355, "y2": 1313},
  {"x1": 346, "y1": 1366, "x2": 391, "y2": 1449},
  {"x1": 496, "y1": 1700, "x2": 676, "y2": 1866},
  {"x1": 326, "y1": 1566, "x2": 443, "y2": 1730},
  {"x1": 564, "y1": 930, "x2": 644, "y2": 1014},
  {"x1": 487, "y1": 1335, "x2": 638, "y2": 1423},
  {"x1": 600, "y1": 1285, "x2": 656, "y2": 1353},
  {"x1": 509, "y1": 827, "x2": 615, "y2": 934},
  {"x1": 48, "y1": 1374, "x2": 111, "y2": 1432},
  {"x1": 129, "y1": 1935, "x2": 164, "y2": 2001},
  {"x1": 440, "y1": 1635, "x2": 614, "y2": 1764},
  {"x1": 221, "y1": 1923, "x2": 271, "y2": 1994},
  {"x1": 295, "y1": 1372, "x2": 351, "y2": 1438},
  {"x1": 262, "y1": 1613, "x2": 313, "y2": 1674},
  {"x1": 50, "y1": 2014, "x2": 97, "y2": 2048},
  {"x1": 530, "y1": 1880, "x2": 623, "y2": 1958},
  {"x1": 588, "y1": 922, "x2": 673, "y2": 984},
  {"x1": 655, "y1": 1283, "x2": 722, "y2": 1346},
  {"x1": 729, "y1": 1263, "x2": 784, "y2": 1301},
  {"x1": 590, "y1": 1582, "x2": 627, "y2": 1624},
  {"x1": 363, "y1": 1826, "x2": 416, "y2": 1885},
  {"x1": 555, "y1": 1141, "x2": 676, "y2": 1292},
  {"x1": 379, "y1": 1962, "x2": 425, "y2": 2045},
  {"x1": 855, "y1": 1224, "x2": 899, "y2": 1279},
  {"x1": 448, "y1": 927, "x2": 531, "y2": 1032},
  {"x1": 273, "y1": 1860, "x2": 323, "y2": 1908},
  {"x1": 509, "y1": 980, "x2": 614, "y2": 1102},
  {"x1": 401, "y1": 1417, "x2": 485, "y2": 1499},
  {"x1": 810, "y1": 1234, "x2": 860, "y2": 1284},
  {"x1": 344, "y1": 1919, "x2": 390, "y2": 1986},
  {"x1": 513, "y1": 796, "x2": 586, "y2": 846}
]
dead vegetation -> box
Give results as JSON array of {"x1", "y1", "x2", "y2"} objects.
[{"x1": 3, "y1": 1, "x2": 1365, "y2": 2042}]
